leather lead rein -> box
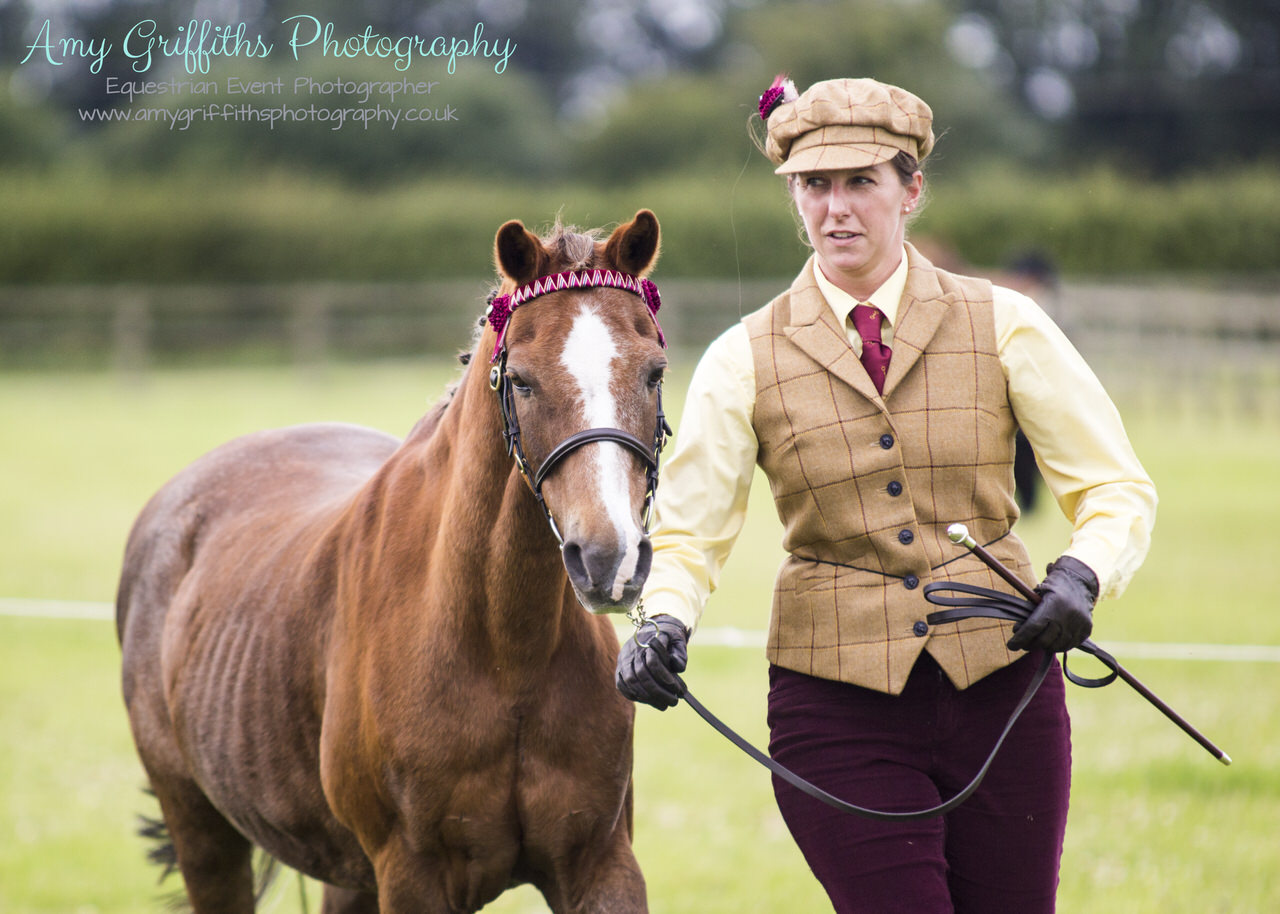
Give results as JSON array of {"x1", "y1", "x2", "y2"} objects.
[{"x1": 634, "y1": 581, "x2": 1101, "y2": 821}]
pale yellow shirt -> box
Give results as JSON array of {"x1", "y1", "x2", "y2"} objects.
[{"x1": 644, "y1": 252, "x2": 1157, "y2": 633}]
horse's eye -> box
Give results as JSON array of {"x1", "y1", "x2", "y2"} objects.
[
  {"x1": 508, "y1": 373, "x2": 532, "y2": 395},
  {"x1": 647, "y1": 367, "x2": 665, "y2": 390}
]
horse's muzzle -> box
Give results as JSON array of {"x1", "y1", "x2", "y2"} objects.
[{"x1": 562, "y1": 535, "x2": 653, "y2": 612}]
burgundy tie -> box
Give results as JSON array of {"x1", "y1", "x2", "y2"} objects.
[{"x1": 851, "y1": 303, "x2": 891, "y2": 394}]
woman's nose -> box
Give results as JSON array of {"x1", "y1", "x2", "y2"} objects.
[{"x1": 827, "y1": 184, "x2": 853, "y2": 216}]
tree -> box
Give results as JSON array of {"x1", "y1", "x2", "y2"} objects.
[{"x1": 951, "y1": 0, "x2": 1280, "y2": 172}]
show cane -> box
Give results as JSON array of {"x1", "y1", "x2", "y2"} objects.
[{"x1": 945, "y1": 524, "x2": 1232, "y2": 767}]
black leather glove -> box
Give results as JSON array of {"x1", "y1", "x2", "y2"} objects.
[
  {"x1": 615, "y1": 615, "x2": 689, "y2": 710},
  {"x1": 1007, "y1": 555, "x2": 1099, "y2": 654}
]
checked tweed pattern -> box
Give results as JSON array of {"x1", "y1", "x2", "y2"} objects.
[{"x1": 745, "y1": 245, "x2": 1035, "y2": 694}]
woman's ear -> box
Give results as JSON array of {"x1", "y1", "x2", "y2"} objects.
[{"x1": 904, "y1": 171, "x2": 924, "y2": 213}]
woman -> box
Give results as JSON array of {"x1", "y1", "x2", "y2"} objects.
[{"x1": 616, "y1": 77, "x2": 1157, "y2": 912}]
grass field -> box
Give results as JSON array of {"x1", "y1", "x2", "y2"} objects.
[{"x1": 2, "y1": 358, "x2": 1278, "y2": 912}]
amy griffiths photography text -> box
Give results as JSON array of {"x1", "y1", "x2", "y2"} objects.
[{"x1": 20, "y1": 16, "x2": 516, "y2": 76}]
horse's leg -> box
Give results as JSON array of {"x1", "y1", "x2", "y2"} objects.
[
  {"x1": 577, "y1": 856, "x2": 648, "y2": 914},
  {"x1": 320, "y1": 885, "x2": 379, "y2": 914},
  {"x1": 371, "y1": 834, "x2": 505, "y2": 914},
  {"x1": 572, "y1": 789, "x2": 647, "y2": 914},
  {"x1": 371, "y1": 849, "x2": 447, "y2": 914},
  {"x1": 149, "y1": 775, "x2": 256, "y2": 913},
  {"x1": 543, "y1": 837, "x2": 647, "y2": 914}
]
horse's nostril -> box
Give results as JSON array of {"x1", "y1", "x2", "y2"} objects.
[
  {"x1": 562, "y1": 540, "x2": 625, "y2": 594},
  {"x1": 633, "y1": 538, "x2": 653, "y2": 585},
  {"x1": 562, "y1": 542, "x2": 589, "y2": 588}
]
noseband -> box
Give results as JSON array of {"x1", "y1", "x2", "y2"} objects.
[{"x1": 484, "y1": 269, "x2": 672, "y2": 545}]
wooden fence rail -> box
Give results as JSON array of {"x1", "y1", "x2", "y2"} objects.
[
  {"x1": 1053, "y1": 281, "x2": 1280, "y2": 419},
  {"x1": 2, "y1": 278, "x2": 1277, "y2": 417}
]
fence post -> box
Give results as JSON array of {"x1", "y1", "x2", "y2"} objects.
[
  {"x1": 292, "y1": 291, "x2": 328, "y2": 371},
  {"x1": 112, "y1": 294, "x2": 150, "y2": 379}
]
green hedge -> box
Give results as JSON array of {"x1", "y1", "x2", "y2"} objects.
[
  {"x1": 918, "y1": 164, "x2": 1280, "y2": 275},
  {"x1": 2, "y1": 163, "x2": 1277, "y2": 283}
]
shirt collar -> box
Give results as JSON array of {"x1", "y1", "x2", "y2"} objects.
[{"x1": 812, "y1": 248, "x2": 909, "y2": 327}]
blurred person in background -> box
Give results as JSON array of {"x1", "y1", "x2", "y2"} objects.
[{"x1": 616, "y1": 75, "x2": 1156, "y2": 913}]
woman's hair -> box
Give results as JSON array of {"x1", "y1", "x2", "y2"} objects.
[{"x1": 889, "y1": 151, "x2": 921, "y2": 187}]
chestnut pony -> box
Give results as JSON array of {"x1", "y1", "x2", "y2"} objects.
[{"x1": 116, "y1": 211, "x2": 668, "y2": 912}]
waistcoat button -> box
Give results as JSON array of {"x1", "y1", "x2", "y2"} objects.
[
  {"x1": 913, "y1": 621, "x2": 929, "y2": 637},
  {"x1": 904, "y1": 574, "x2": 920, "y2": 589},
  {"x1": 898, "y1": 529, "x2": 915, "y2": 545},
  {"x1": 879, "y1": 433, "x2": 895, "y2": 449},
  {"x1": 887, "y1": 480, "x2": 903, "y2": 496}
]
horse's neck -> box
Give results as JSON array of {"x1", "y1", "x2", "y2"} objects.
[{"x1": 357, "y1": 357, "x2": 577, "y2": 665}]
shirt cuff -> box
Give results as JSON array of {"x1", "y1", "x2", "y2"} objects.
[{"x1": 639, "y1": 590, "x2": 700, "y2": 634}]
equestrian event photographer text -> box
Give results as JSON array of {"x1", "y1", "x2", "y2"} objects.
[{"x1": 20, "y1": 16, "x2": 517, "y2": 75}]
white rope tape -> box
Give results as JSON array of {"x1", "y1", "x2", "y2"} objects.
[
  {"x1": 0, "y1": 598, "x2": 116, "y2": 621},
  {"x1": 4, "y1": 599, "x2": 1277, "y2": 663}
]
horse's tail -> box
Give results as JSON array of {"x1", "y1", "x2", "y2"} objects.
[
  {"x1": 138, "y1": 812, "x2": 178, "y2": 878},
  {"x1": 254, "y1": 853, "x2": 284, "y2": 906},
  {"x1": 137, "y1": 808, "x2": 188, "y2": 911},
  {"x1": 138, "y1": 791, "x2": 284, "y2": 906}
]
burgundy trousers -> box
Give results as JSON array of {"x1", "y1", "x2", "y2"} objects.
[{"x1": 767, "y1": 652, "x2": 1071, "y2": 914}]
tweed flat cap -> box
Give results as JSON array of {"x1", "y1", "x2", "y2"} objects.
[{"x1": 764, "y1": 78, "x2": 934, "y2": 175}]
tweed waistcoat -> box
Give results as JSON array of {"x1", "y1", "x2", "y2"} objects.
[{"x1": 745, "y1": 246, "x2": 1035, "y2": 694}]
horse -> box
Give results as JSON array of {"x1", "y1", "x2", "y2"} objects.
[{"x1": 116, "y1": 210, "x2": 669, "y2": 913}]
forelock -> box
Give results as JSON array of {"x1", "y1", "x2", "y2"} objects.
[{"x1": 544, "y1": 221, "x2": 601, "y2": 271}]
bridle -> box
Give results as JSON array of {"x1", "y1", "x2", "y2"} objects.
[{"x1": 484, "y1": 268, "x2": 673, "y2": 545}]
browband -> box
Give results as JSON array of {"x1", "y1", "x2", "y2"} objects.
[{"x1": 486, "y1": 268, "x2": 665, "y2": 362}]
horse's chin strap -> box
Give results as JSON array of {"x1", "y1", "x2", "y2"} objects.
[{"x1": 634, "y1": 580, "x2": 1124, "y2": 822}]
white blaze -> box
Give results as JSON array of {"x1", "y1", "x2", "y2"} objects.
[{"x1": 560, "y1": 306, "x2": 643, "y2": 600}]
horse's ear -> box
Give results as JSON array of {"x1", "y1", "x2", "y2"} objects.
[
  {"x1": 605, "y1": 209, "x2": 661, "y2": 277},
  {"x1": 495, "y1": 220, "x2": 545, "y2": 284}
]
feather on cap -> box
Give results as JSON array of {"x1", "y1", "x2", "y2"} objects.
[{"x1": 758, "y1": 73, "x2": 799, "y2": 120}]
